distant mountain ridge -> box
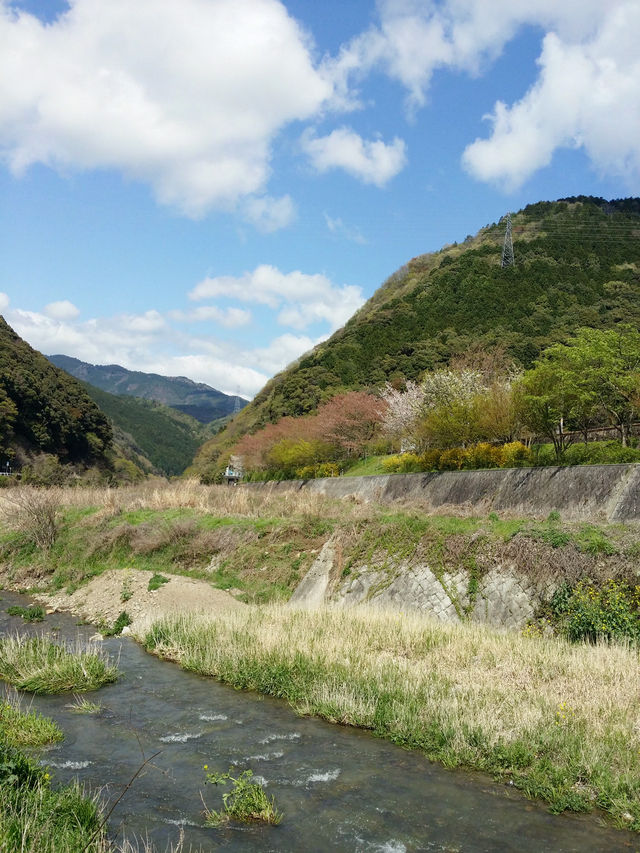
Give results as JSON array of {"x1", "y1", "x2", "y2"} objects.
[{"x1": 47, "y1": 355, "x2": 246, "y2": 423}]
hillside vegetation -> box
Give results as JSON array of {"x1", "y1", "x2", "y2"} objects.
[
  {"x1": 0, "y1": 318, "x2": 112, "y2": 470},
  {"x1": 80, "y1": 382, "x2": 215, "y2": 476},
  {"x1": 194, "y1": 197, "x2": 640, "y2": 477}
]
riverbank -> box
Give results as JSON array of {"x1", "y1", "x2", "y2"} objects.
[{"x1": 141, "y1": 605, "x2": 640, "y2": 832}]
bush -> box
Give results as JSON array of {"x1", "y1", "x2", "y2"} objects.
[
  {"x1": 438, "y1": 447, "x2": 468, "y2": 470},
  {"x1": 419, "y1": 449, "x2": 442, "y2": 470},
  {"x1": 501, "y1": 441, "x2": 532, "y2": 467},
  {"x1": 550, "y1": 579, "x2": 640, "y2": 644},
  {"x1": 463, "y1": 443, "x2": 503, "y2": 470}
]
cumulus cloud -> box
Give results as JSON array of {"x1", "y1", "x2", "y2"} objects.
[
  {"x1": 301, "y1": 127, "x2": 407, "y2": 186},
  {"x1": 44, "y1": 300, "x2": 80, "y2": 320},
  {"x1": 463, "y1": 6, "x2": 640, "y2": 188},
  {"x1": 169, "y1": 306, "x2": 252, "y2": 327},
  {"x1": 242, "y1": 194, "x2": 296, "y2": 233},
  {"x1": 5, "y1": 260, "x2": 362, "y2": 397},
  {"x1": 0, "y1": 0, "x2": 332, "y2": 216},
  {"x1": 189, "y1": 264, "x2": 365, "y2": 331},
  {"x1": 0, "y1": 292, "x2": 9, "y2": 311},
  {"x1": 328, "y1": 0, "x2": 639, "y2": 186}
]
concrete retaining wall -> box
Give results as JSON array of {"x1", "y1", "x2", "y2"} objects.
[{"x1": 247, "y1": 463, "x2": 640, "y2": 523}]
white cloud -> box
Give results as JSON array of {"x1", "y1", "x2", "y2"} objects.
[
  {"x1": 324, "y1": 213, "x2": 367, "y2": 245},
  {"x1": 189, "y1": 264, "x2": 365, "y2": 331},
  {"x1": 0, "y1": 292, "x2": 9, "y2": 311},
  {"x1": 44, "y1": 300, "x2": 80, "y2": 320},
  {"x1": 301, "y1": 127, "x2": 407, "y2": 186},
  {"x1": 252, "y1": 332, "x2": 320, "y2": 375},
  {"x1": 0, "y1": 0, "x2": 333, "y2": 216},
  {"x1": 169, "y1": 306, "x2": 252, "y2": 327},
  {"x1": 242, "y1": 194, "x2": 296, "y2": 232},
  {"x1": 328, "y1": 1, "x2": 639, "y2": 186},
  {"x1": 463, "y1": 6, "x2": 640, "y2": 188}
]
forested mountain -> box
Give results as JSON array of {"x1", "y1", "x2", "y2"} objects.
[
  {"x1": 0, "y1": 318, "x2": 112, "y2": 467},
  {"x1": 47, "y1": 355, "x2": 246, "y2": 423},
  {"x1": 80, "y1": 382, "x2": 216, "y2": 476},
  {"x1": 193, "y1": 196, "x2": 640, "y2": 475}
]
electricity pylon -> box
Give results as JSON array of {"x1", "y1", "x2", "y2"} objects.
[{"x1": 501, "y1": 213, "x2": 515, "y2": 268}]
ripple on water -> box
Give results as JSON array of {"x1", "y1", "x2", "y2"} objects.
[
  {"x1": 293, "y1": 768, "x2": 341, "y2": 786},
  {"x1": 259, "y1": 732, "x2": 301, "y2": 744},
  {"x1": 46, "y1": 760, "x2": 92, "y2": 770},
  {"x1": 159, "y1": 732, "x2": 203, "y2": 743},
  {"x1": 198, "y1": 713, "x2": 228, "y2": 722},
  {"x1": 236, "y1": 750, "x2": 284, "y2": 762}
]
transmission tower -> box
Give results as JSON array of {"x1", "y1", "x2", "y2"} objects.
[
  {"x1": 233, "y1": 392, "x2": 242, "y2": 415},
  {"x1": 501, "y1": 213, "x2": 515, "y2": 268}
]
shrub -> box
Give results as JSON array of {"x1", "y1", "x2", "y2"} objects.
[
  {"x1": 501, "y1": 441, "x2": 532, "y2": 467},
  {"x1": 419, "y1": 449, "x2": 442, "y2": 470},
  {"x1": 438, "y1": 447, "x2": 468, "y2": 470},
  {"x1": 463, "y1": 443, "x2": 503, "y2": 470},
  {"x1": 550, "y1": 579, "x2": 640, "y2": 644}
]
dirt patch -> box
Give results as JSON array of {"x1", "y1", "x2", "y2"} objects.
[{"x1": 34, "y1": 568, "x2": 243, "y2": 635}]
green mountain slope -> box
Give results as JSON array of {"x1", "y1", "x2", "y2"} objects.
[
  {"x1": 194, "y1": 196, "x2": 640, "y2": 474},
  {"x1": 0, "y1": 318, "x2": 112, "y2": 467},
  {"x1": 80, "y1": 382, "x2": 213, "y2": 476},
  {"x1": 47, "y1": 355, "x2": 246, "y2": 423}
]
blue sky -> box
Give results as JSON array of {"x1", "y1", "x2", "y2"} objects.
[{"x1": 1, "y1": 0, "x2": 639, "y2": 397}]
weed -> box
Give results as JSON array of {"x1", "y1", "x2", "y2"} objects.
[
  {"x1": 100, "y1": 611, "x2": 132, "y2": 637},
  {"x1": 0, "y1": 487, "x2": 60, "y2": 550},
  {"x1": 6, "y1": 605, "x2": 45, "y2": 622},
  {"x1": 65, "y1": 694, "x2": 102, "y2": 714},
  {"x1": 203, "y1": 767, "x2": 282, "y2": 826},
  {"x1": 121, "y1": 575, "x2": 133, "y2": 602},
  {"x1": 148, "y1": 573, "x2": 169, "y2": 592}
]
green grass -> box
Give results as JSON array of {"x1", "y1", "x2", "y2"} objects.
[
  {"x1": 144, "y1": 606, "x2": 640, "y2": 832},
  {"x1": 0, "y1": 696, "x2": 63, "y2": 746},
  {"x1": 343, "y1": 456, "x2": 387, "y2": 477},
  {"x1": 6, "y1": 604, "x2": 46, "y2": 622},
  {"x1": 0, "y1": 635, "x2": 120, "y2": 694},
  {"x1": 147, "y1": 573, "x2": 169, "y2": 591},
  {"x1": 0, "y1": 741, "x2": 108, "y2": 853}
]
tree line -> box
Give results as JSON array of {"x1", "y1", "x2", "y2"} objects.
[{"x1": 222, "y1": 326, "x2": 640, "y2": 481}]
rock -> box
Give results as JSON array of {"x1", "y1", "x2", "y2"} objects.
[
  {"x1": 89, "y1": 633, "x2": 104, "y2": 642},
  {"x1": 120, "y1": 626, "x2": 132, "y2": 635}
]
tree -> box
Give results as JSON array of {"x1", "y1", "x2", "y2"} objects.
[
  {"x1": 520, "y1": 326, "x2": 640, "y2": 448},
  {"x1": 314, "y1": 392, "x2": 387, "y2": 457},
  {"x1": 380, "y1": 381, "x2": 425, "y2": 448}
]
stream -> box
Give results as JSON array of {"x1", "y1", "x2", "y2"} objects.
[{"x1": 0, "y1": 590, "x2": 636, "y2": 852}]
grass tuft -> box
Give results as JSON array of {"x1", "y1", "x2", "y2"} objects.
[{"x1": 0, "y1": 634, "x2": 120, "y2": 694}]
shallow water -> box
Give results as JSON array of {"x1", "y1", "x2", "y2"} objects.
[{"x1": 0, "y1": 590, "x2": 636, "y2": 852}]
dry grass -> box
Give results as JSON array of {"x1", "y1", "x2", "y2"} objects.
[
  {"x1": 0, "y1": 480, "x2": 374, "y2": 522},
  {"x1": 143, "y1": 605, "x2": 640, "y2": 829}
]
